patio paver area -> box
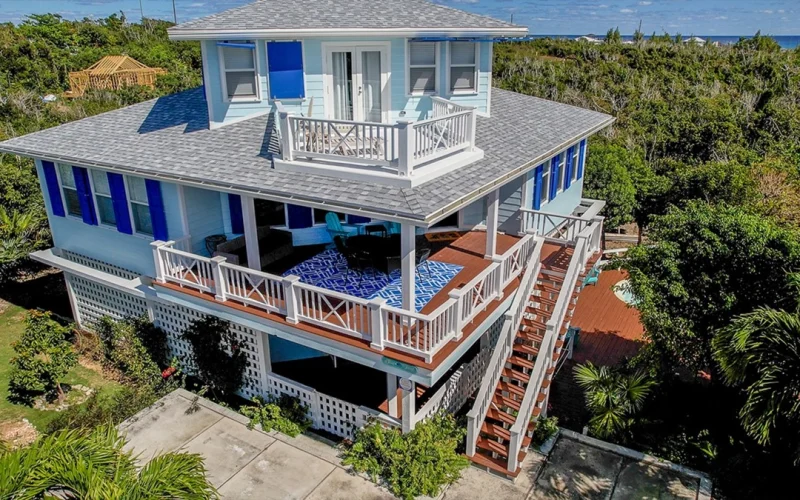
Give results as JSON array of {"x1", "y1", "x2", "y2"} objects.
[{"x1": 121, "y1": 390, "x2": 709, "y2": 500}]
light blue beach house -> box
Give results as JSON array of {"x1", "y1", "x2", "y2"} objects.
[{"x1": 0, "y1": 0, "x2": 613, "y2": 477}]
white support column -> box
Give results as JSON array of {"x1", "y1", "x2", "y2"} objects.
[
  {"x1": 400, "y1": 223, "x2": 416, "y2": 312},
  {"x1": 386, "y1": 373, "x2": 399, "y2": 418},
  {"x1": 241, "y1": 195, "x2": 261, "y2": 270},
  {"x1": 396, "y1": 120, "x2": 414, "y2": 177},
  {"x1": 176, "y1": 184, "x2": 191, "y2": 239},
  {"x1": 261, "y1": 332, "x2": 272, "y2": 374},
  {"x1": 519, "y1": 172, "x2": 534, "y2": 234},
  {"x1": 400, "y1": 378, "x2": 416, "y2": 433},
  {"x1": 485, "y1": 188, "x2": 499, "y2": 259}
]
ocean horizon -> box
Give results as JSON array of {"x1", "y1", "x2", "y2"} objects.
[{"x1": 531, "y1": 34, "x2": 800, "y2": 50}]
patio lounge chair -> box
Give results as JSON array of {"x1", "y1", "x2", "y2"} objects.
[
  {"x1": 415, "y1": 247, "x2": 431, "y2": 278},
  {"x1": 325, "y1": 212, "x2": 359, "y2": 241}
]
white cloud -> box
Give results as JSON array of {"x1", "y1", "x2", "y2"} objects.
[
  {"x1": 714, "y1": 16, "x2": 728, "y2": 20},
  {"x1": 598, "y1": 4, "x2": 609, "y2": 8},
  {"x1": 761, "y1": 10, "x2": 774, "y2": 14},
  {"x1": 620, "y1": 8, "x2": 635, "y2": 14},
  {"x1": 638, "y1": 1, "x2": 652, "y2": 5}
]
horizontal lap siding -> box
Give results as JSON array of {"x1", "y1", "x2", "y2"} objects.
[
  {"x1": 497, "y1": 174, "x2": 523, "y2": 234},
  {"x1": 36, "y1": 160, "x2": 186, "y2": 277},
  {"x1": 184, "y1": 186, "x2": 225, "y2": 255}
]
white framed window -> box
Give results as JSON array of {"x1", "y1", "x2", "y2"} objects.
[
  {"x1": 90, "y1": 170, "x2": 116, "y2": 227},
  {"x1": 571, "y1": 145, "x2": 580, "y2": 182},
  {"x1": 541, "y1": 164, "x2": 551, "y2": 204},
  {"x1": 126, "y1": 176, "x2": 153, "y2": 236},
  {"x1": 218, "y1": 41, "x2": 260, "y2": 102},
  {"x1": 557, "y1": 153, "x2": 566, "y2": 193},
  {"x1": 448, "y1": 42, "x2": 479, "y2": 94},
  {"x1": 57, "y1": 163, "x2": 82, "y2": 218},
  {"x1": 407, "y1": 41, "x2": 438, "y2": 95}
]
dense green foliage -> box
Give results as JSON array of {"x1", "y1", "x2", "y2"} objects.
[
  {"x1": 0, "y1": 425, "x2": 217, "y2": 499},
  {"x1": 240, "y1": 394, "x2": 312, "y2": 437},
  {"x1": 625, "y1": 202, "x2": 800, "y2": 375},
  {"x1": 96, "y1": 316, "x2": 164, "y2": 387},
  {"x1": 574, "y1": 362, "x2": 654, "y2": 440},
  {"x1": 181, "y1": 316, "x2": 246, "y2": 398},
  {"x1": 45, "y1": 385, "x2": 161, "y2": 434},
  {"x1": 0, "y1": 14, "x2": 202, "y2": 277},
  {"x1": 8, "y1": 311, "x2": 77, "y2": 404},
  {"x1": 530, "y1": 416, "x2": 559, "y2": 447},
  {"x1": 342, "y1": 412, "x2": 468, "y2": 500},
  {"x1": 713, "y1": 307, "x2": 800, "y2": 462}
]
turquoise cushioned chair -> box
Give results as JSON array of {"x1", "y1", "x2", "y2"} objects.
[{"x1": 325, "y1": 212, "x2": 359, "y2": 241}]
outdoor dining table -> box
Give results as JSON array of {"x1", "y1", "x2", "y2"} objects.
[{"x1": 346, "y1": 234, "x2": 402, "y2": 274}]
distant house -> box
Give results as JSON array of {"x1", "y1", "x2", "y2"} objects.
[
  {"x1": 684, "y1": 36, "x2": 707, "y2": 44},
  {"x1": 0, "y1": 0, "x2": 614, "y2": 479}
]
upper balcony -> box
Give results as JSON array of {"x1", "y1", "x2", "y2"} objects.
[{"x1": 273, "y1": 97, "x2": 483, "y2": 187}]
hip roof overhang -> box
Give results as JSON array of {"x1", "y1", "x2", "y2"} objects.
[{"x1": 167, "y1": 26, "x2": 528, "y2": 41}]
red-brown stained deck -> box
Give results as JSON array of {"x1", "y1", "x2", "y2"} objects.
[
  {"x1": 155, "y1": 231, "x2": 557, "y2": 372},
  {"x1": 569, "y1": 268, "x2": 644, "y2": 366}
]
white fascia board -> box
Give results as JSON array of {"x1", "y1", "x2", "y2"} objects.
[{"x1": 167, "y1": 27, "x2": 528, "y2": 41}]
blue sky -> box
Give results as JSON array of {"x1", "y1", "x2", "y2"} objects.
[{"x1": 0, "y1": 0, "x2": 797, "y2": 35}]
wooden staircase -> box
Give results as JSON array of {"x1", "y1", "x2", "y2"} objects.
[{"x1": 469, "y1": 251, "x2": 600, "y2": 478}]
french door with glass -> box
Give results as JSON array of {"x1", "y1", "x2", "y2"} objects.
[{"x1": 324, "y1": 44, "x2": 388, "y2": 123}]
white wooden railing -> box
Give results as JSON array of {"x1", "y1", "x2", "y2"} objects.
[
  {"x1": 520, "y1": 198, "x2": 606, "y2": 242},
  {"x1": 431, "y1": 96, "x2": 475, "y2": 118},
  {"x1": 505, "y1": 219, "x2": 602, "y2": 471},
  {"x1": 465, "y1": 237, "x2": 545, "y2": 456},
  {"x1": 151, "y1": 231, "x2": 538, "y2": 364},
  {"x1": 266, "y1": 372, "x2": 400, "y2": 441},
  {"x1": 276, "y1": 98, "x2": 477, "y2": 177}
]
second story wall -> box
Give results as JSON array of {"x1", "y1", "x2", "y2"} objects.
[{"x1": 202, "y1": 38, "x2": 493, "y2": 128}]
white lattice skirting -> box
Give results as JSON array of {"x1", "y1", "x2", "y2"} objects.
[{"x1": 64, "y1": 270, "x2": 400, "y2": 438}]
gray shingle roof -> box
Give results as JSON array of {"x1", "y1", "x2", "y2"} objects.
[
  {"x1": 168, "y1": 0, "x2": 525, "y2": 35},
  {"x1": 0, "y1": 88, "x2": 613, "y2": 223}
]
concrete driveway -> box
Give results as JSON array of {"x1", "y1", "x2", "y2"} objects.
[{"x1": 121, "y1": 390, "x2": 709, "y2": 499}]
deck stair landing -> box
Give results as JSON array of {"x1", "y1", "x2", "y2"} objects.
[{"x1": 470, "y1": 245, "x2": 600, "y2": 478}]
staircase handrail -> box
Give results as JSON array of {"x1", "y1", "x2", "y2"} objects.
[{"x1": 465, "y1": 235, "x2": 544, "y2": 456}]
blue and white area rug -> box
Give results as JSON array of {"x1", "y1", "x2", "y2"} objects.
[{"x1": 282, "y1": 249, "x2": 463, "y2": 311}]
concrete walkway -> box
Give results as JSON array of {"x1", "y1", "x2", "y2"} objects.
[{"x1": 121, "y1": 390, "x2": 709, "y2": 499}]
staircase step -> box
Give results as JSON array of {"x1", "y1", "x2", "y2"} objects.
[
  {"x1": 487, "y1": 407, "x2": 517, "y2": 426},
  {"x1": 498, "y1": 381, "x2": 525, "y2": 398},
  {"x1": 482, "y1": 422, "x2": 511, "y2": 442},
  {"x1": 476, "y1": 436, "x2": 509, "y2": 457},
  {"x1": 495, "y1": 393, "x2": 521, "y2": 411},
  {"x1": 512, "y1": 343, "x2": 538, "y2": 358},
  {"x1": 469, "y1": 451, "x2": 523, "y2": 479},
  {"x1": 508, "y1": 355, "x2": 534, "y2": 370}
]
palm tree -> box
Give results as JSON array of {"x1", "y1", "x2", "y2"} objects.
[
  {"x1": 0, "y1": 425, "x2": 217, "y2": 499},
  {"x1": 713, "y1": 307, "x2": 800, "y2": 460},
  {"x1": 0, "y1": 206, "x2": 48, "y2": 279},
  {"x1": 574, "y1": 362, "x2": 654, "y2": 440}
]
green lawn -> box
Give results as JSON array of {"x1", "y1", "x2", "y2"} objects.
[{"x1": 0, "y1": 303, "x2": 122, "y2": 431}]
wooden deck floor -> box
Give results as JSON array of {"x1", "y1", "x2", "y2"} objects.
[
  {"x1": 157, "y1": 231, "x2": 554, "y2": 373},
  {"x1": 569, "y1": 269, "x2": 644, "y2": 366}
]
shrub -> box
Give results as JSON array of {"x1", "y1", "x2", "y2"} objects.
[
  {"x1": 239, "y1": 394, "x2": 312, "y2": 437},
  {"x1": 9, "y1": 311, "x2": 77, "y2": 404},
  {"x1": 181, "y1": 316, "x2": 246, "y2": 398},
  {"x1": 96, "y1": 316, "x2": 162, "y2": 387},
  {"x1": 531, "y1": 416, "x2": 559, "y2": 447},
  {"x1": 342, "y1": 412, "x2": 469, "y2": 500},
  {"x1": 45, "y1": 385, "x2": 161, "y2": 434}
]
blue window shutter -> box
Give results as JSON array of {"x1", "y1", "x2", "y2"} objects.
[
  {"x1": 145, "y1": 179, "x2": 169, "y2": 241},
  {"x1": 564, "y1": 146, "x2": 575, "y2": 190},
  {"x1": 348, "y1": 214, "x2": 370, "y2": 224},
  {"x1": 228, "y1": 193, "x2": 244, "y2": 234},
  {"x1": 287, "y1": 204, "x2": 312, "y2": 229},
  {"x1": 41, "y1": 161, "x2": 65, "y2": 217},
  {"x1": 533, "y1": 164, "x2": 544, "y2": 210},
  {"x1": 578, "y1": 139, "x2": 587, "y2": 179},
  {"x1": 267, "y1": 41, "x2": 305, "y2": 100},
  {"x1": 549, "y1": 156, "x2": 559, "y2": 201},
  {"x1": 72, "y1": 166, "x2": 97, "y2": 225},
  {"x1": 107, "y1": 172, "x2": 132, "y2": 234}
]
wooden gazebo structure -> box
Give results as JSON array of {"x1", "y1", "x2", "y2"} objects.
[{"x1": 64, "y1": 55, "x2": 166, "y2": 98}]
